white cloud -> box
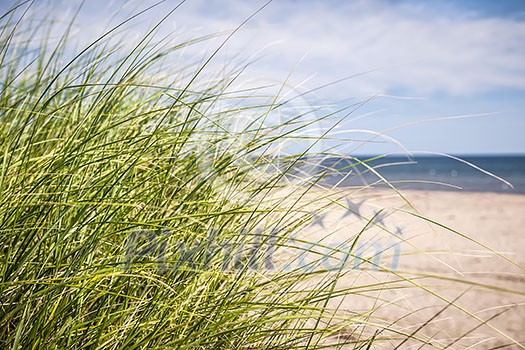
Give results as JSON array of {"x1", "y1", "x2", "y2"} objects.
[
  {"x1": 163, "y1": 0, "x2": 525, "y2": 97},
  {"x1": 16, "y1": 0, "x2": 525, "y2": 98},
  {"x1": 4, "y1": 0, "x2": 524, "y2": 153}
]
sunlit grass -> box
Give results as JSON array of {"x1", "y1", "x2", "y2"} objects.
[{"x1": 1, "y1": 2, "x2": 523, "y2": 349}]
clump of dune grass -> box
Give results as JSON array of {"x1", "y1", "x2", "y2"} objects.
[{"x1": 1, "y1": 2, "x2": 524, "y2": 349}]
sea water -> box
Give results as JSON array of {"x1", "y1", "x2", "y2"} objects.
[{"x1": 315, "y1": 155, "x2": 525, "y2": 194}]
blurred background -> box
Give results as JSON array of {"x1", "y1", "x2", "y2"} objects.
[
  {"x1": 2, "y1": 0, "x2": 525, "y2": 191},
  {"x1": 6, "y1": 0, "x2": 523, "y2": 155}
]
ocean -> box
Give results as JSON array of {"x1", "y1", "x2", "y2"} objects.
[{"x1": 311, "y1": 155, "x2": 525, "y2": 194}]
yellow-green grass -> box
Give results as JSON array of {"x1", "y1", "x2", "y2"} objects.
[{"x1": 0, "y1": 2, "x2": 523, "y2": 349}]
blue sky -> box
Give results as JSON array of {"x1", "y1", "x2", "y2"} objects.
[{"x1": 4, "y1": 0, "x2": 525, "y2": 155}]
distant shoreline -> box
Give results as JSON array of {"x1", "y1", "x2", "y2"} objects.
[{"x1": 297, "y1": 154, "x2": 525, "y2": 194}]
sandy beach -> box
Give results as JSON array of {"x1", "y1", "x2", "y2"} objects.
[{"x1": 277, "y1": 189, "x2": 525, "y2": 348}]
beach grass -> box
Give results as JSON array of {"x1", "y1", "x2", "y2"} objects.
[{"x1": 1, "y1": 2, "x2": 523, "y2": 349}]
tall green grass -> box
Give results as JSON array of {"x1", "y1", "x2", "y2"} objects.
[{"x1": 1, "y1": 2, "x2": 523, "y2": 349}]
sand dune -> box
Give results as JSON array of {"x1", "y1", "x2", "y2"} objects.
[{"x1": 278, "y1": 189, "x2": 525, "y2": 348}]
